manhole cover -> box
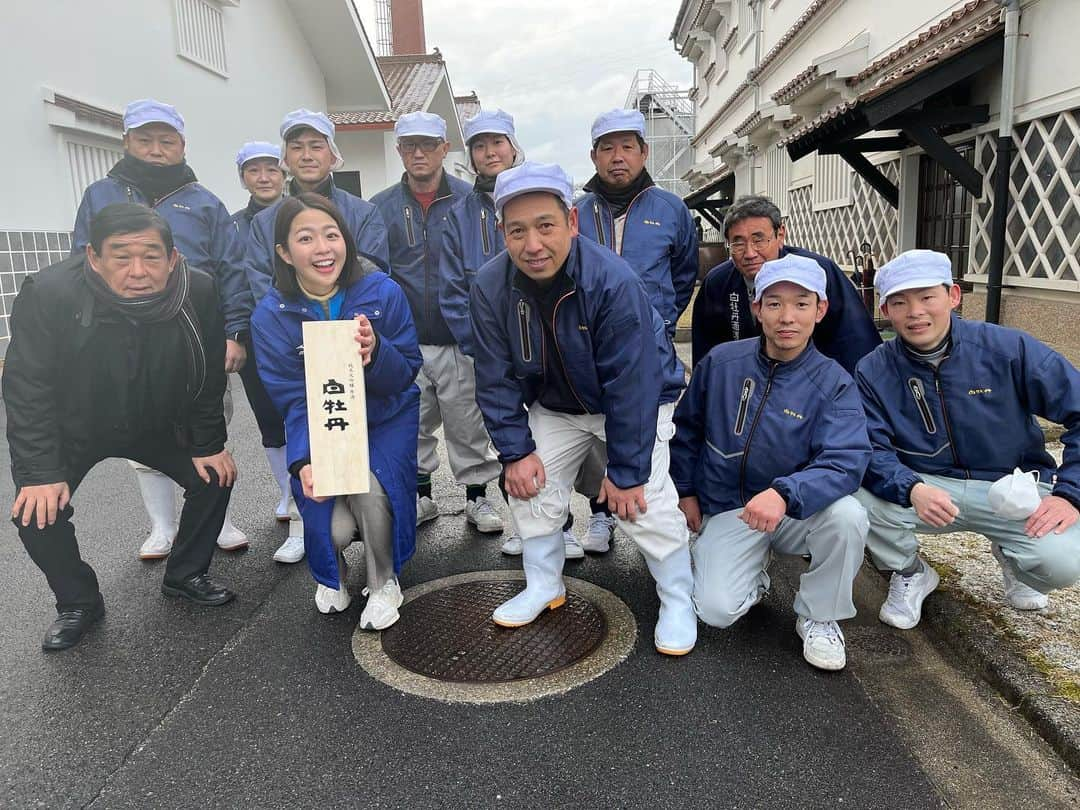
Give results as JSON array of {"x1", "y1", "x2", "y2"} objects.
[{"x1": 381, "y1": 580, "x2": 606, "y2": 683}]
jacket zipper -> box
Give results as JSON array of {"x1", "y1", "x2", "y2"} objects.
[
  {"x1": 551, "y1": 290, "x2": 589, "y2": 412},
  {"x1": 933, "y1": 369, "x2": 965, "y2": 473},
  {"x1": 403, "y1": 206, "x2": 416, "y2": 247},
  {"x1": 517, "y1": 300, "x2": 533, "y2": 362},
  {"x1": 480, "y1": 209, "x2": 491, "y2": 255},
  {"x1": 907, "y1": 378, "x2": 937, "y2": 434},
  {"x1": 592, "y1": 203, "x2": 606, "y2": 247},
  {"x1": 734, "y1": 378, "x2": 755, "y2": 435},
  {"x1": 738, "y1": 362, "x2": 777, "y2": 505},
  {"x1": 125, "y1": 182, "x2": 197, "y2": 207}
]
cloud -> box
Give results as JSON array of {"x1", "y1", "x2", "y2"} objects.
[{"x1": 356, "y1": 0, "x2": 692, "y2": 181}]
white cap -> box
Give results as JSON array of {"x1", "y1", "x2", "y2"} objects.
[
  {"x1": 395, "y1": 111, "x2": 447, "y2": 141},
  {"x1": 875, "y1": 250, "x2": 953, "y2": 299},
  {"x1": 754, "y1": 254, "x2": 828, "y2": 302},
  {"x1": 279, "y1": 109, "x2": 344, "y2": 171},
  {"x1": 123, "y1": 99, "x2": 184, "y2": 136},
  {"x1": 590, "y1": 108, "x2": 646, "y2": 145},
  {"x1": 493, "y1": 161, "x2": 574, "y2": 220},
  {"x1": 463, "y1": 109, "x2": 525, "y2": 173}
]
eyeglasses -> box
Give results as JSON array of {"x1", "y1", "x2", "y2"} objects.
[
  {"x1": 398, "y1": 138, "x2": 444, "y2": 154},
  {"x1": 728, "y1": 233, "x2": 775, "y2": 254}
]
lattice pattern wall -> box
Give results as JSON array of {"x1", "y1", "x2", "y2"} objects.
[
  {"x1": 968, "y1": 109, "x2": 1080, "y2": 287},
  {"x1": 785, "y1": 159, "x2": 900, "y2": 265}
]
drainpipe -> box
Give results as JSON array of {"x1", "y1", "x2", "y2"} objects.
[{"x1": 985, "y1": 0, "x2": 1021, "y2": 324}]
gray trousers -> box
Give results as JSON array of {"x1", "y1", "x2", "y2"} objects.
[
  {"x1": 329, "y1": 476, "x2": 395, "y2": 592},
  {"x1": 855, "y1": 476, "x2": 1080, "y2": 593},
  {"x1": 417, "y1": 344, "x2": 501, "y2": 486},
  {"x1": 692, "y1": 496, "x2": 868, "y2": 627}
]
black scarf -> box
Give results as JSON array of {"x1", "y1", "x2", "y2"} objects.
[
  {"x1": 583, "y1": 169, "x2": 654, "y2": 218},
  {"x1": 82, "y1": 256, "x2": 206, "y2": 401},
  {"x1": 473, "y1": 174, "x2": 497, "y2": 194},
  {"x1": 244, "y1": 195, "x2": 272, "y2": 222},
  {"x1": 290, "y1": 175, "x2": 334, "y2": 198},
  {"x1": 108, "y1": 154, "x2": 198, "y2": 206}
]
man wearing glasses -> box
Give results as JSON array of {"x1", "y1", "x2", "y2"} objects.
[
  {"x1": 371, "y1": 112, "x2": 503, "y2": 532},
  {"x1": 690, "y1": 196, "x2": 880, "y2": 372}
]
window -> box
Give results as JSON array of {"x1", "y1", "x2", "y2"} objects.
[
  {"x1": 764, "y1": 146, "x2": 791, "y2": 216},
  {"x1": 66, "y1": 137, "x2": 124, "y2": 213},
  {"x1": 175, "y1": 0, "x2": 229, "y2": 77},
  {"x1": 812, "y1": 153, "x2": 853, "y2": 211}
]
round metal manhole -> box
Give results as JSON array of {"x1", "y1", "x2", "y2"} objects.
[
  {"x1": 353, "y1": 571, "x2": 637, "y2": 704},
  {"x1": 381, "y1": 580, "x2": 606, "y2": 683}
]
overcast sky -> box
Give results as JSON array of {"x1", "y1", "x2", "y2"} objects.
[{"x1": 356, "y1": 0, "x2": 692, "y2": 184}]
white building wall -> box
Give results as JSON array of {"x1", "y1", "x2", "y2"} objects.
[{"x1": 2, "y1": 0, "x2": 329, "y2": 232}]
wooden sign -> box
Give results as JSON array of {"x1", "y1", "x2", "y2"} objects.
[{"x1": 302, "y1": 320, "x2": 370, "y2": 497}]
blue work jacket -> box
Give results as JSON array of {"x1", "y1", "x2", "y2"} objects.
[
  {"x1": 691, "y1": 245, "x2": 881, "y2": 373},
  {"x1": 469, "y1": 236, "x2": 685, "y2": 489},
  {"x1": 856, "y1": 314, "x2": 1080, "y2": 508},
  {"x1": 671, "y1": 339, "x2": 871, "y2": 519},
  {"x1": 250, "y1": 271, "x2": 422, "y2": 589},
  {"x1": 370, "y1": 172, "x2": 472, "y2": 345},
  {"x1": 575, "y1": 185, "x2": 698, "y2": 336},
  {"x1": 72, "y1": 176, "x2": 253, "y2": 335},
  {"x1": 439, "y1": 189, "x2": 502, "y2": 355},
  {"x1": 245, "y1": 179, "x2": 390, "y2": 304}
]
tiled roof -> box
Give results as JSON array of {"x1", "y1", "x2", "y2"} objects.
[
  {"x1": 849, "y1": 0, "x2": 998, "y2": 85},
  {"x1": 455, "y1": 92, "x2": 481, "y2": 122},
  {"x1": 691, "y1": 78, "x2": 752, "y2": 146},
  {"x1": 778, "y1": 99, "x2": 858, "y2": 147},
  {"x1": 329, "y1": 52, "x2": 447, "y2": 126},
  {"x1": 732, "y1": 110, "x2": 763, "y2": 138},
  {"x1": 771, "y1": 64, "x2": 820, "y2": 105}
]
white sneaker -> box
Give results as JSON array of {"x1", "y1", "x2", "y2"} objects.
[
  {"x1": 273, "y1": 534, "x2": 306, "y2": 564},
  {"x1": 992, "y1": 544, "x2": 1049, "y2": 610},
  {"x1": 465, "y1": 496, "x2": 504, "y2": 533},
  {"x1": 796, "y1": 616, "x2": 847, "y2": 671},
  {"x1": 315, "y1": 582, "x2": 352, "y2": 614},
  {"x1": 416, "y1": 495, "x2": 439, "y2": 527},
  {"x1": 216, "y1": 515, "x2": 249, "y2": 551},
  {"x1": 879, "y1": 560, "x2": 940, "y2": 630},
  {"x1": 501, "y1": 533, "x2": 523, "y2": 555},
  {"x1": 563, "y1": 530, "x2": 585, "y2": 560},
  {"x1": 138, "y1": 528, "x2": 175, "y2": 560},
  {"x1": 360, "y1": 578, "x2": 404, "y2": 630},
  {"x1": 580, "y1": 513, "x2": 616, "y2": 553}
]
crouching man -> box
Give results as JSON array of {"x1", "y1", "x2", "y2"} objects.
[
  {"x1": 855, "y1": 250, "x2": 1080, "y2": 628},
  {"x1": 469, "y1": 162, "x2": 697, "y2": 656},
  {"x1": 5, "y1": 203, "x2": 237, "y2": 651},
  {"x1": 671, "y1": 255, "x2": 871, "y2": 671}
]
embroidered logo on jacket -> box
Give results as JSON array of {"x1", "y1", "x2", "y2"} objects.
[
  {"x1": 783, "y1": 408, "x2": 804, "y2": 420},
  {"x1": 171, "y1": 203, "x2": 192, "y2": 211},
  {"x1": 968, "y1": 388, "x2": 992, "y2": 395},
  {"x1": 643, "y1": 219, "x2": 662, "y2": 227}
]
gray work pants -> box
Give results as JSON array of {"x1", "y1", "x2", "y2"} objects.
[{"x1": 330, "y1": 477, "x2": 395, "y2": 592}]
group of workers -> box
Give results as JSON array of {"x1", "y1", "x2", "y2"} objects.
[{"x1": 5, "y1": 98, "x2": 1078, "y2": 672}]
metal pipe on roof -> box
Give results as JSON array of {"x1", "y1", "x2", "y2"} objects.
[{"x1": 985, "y1": 0, "x2": 1021, "y2": 324}]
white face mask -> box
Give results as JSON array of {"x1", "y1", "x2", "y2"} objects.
[{"x1": 987, "y1": 468, "x2": 1042, "y2": 520}]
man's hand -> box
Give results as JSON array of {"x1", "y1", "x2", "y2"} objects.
[
  {"x1": 192, "y1": 450, "x2": 237, "y2": 487},
  {"x1": 354, "y1": 314, "x2": 379, "y2": 367},
  {"x1": 597, "y1": 477, "x2": 647, "y2": 522},
  {"x1": 739, "y1": 488, "x2": 786, "y2": 533},
  {"x1": 678, "y1": 495, "x2": 702, "y2": 533},
  {"x1": 910, "y1": 482, "x2": 959, "y2": 528},
  {"x1": 298, "y1": 464, "x2": 329, "y2": 503},
  {"x1": 1025, "y1": 494, "x2": 1079, "y2": 538},
  {"x1": 12, "y1": 482, "x2": 71, "y2": 530},
  {"x1": 504, "y1": 454, "x2": 546, "y2": 500},
  {"x1": 225, "y1": 338, "x2": 247, "y2": 373}
]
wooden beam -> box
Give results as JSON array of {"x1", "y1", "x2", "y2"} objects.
[
  {"x1": 885, "y1": 105, "x2": 990, "y2": 130},
  {"x1": 821, "y1": 136, "x2": 908, "y2": 154},
  {"x1": 836, "y1": 147, "x2": 899, "y2": 208},
  {"x1": 903, "y1": 123, "x2": 983, "y2": 196}
]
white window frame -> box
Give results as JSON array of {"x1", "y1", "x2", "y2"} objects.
[
  {"x1": 812, "y1": 152, "x2": 853, "y2": 211},
  {"x1": 63, "y1": 134, "x2": 124, "y2": 214},
  {"x1": 174, "y1": 0, "x2": 230, "y2": 78}
]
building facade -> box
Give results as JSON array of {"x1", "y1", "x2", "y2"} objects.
[{"x1": 672, "y1": 0, "x2": 1080, "y2": 362}]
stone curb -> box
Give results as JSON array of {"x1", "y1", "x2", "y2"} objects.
[{"x1": 915, "y1": 581, "x2": 1080, "y2": 773}]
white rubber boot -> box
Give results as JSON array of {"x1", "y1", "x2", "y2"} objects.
[
  {"x1": 644, "y1": 546, "x2": 697, "y2": 656},
  {"x1": 216, "y1": 512, "x2": 249, "y2": 551},
  {"x1": 265, "y1": 446, "x2": 292, "y2": 521},
  {"x1": 135, "y1": 468, "x2": 178, "y2": 560},
  {"x1": 492, "y1": 531, "x2": 567, "y2": 627}
]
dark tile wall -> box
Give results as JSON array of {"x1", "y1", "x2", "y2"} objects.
[{"x1": 0, "y1": 230, "x2": 73, "y2": 346}]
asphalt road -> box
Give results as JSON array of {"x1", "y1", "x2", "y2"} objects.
[{"x1": 2, "y1": 389, "x2": 1076, "y2": 809}]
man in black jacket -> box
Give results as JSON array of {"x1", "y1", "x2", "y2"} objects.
[
  {"x1": 5, "y1": 203, "x2": 237, "y2": 651},
  {"x1": 690, "y1": 195, "x2": 881, "y2": 372}
]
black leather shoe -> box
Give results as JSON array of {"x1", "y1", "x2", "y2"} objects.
[
  {"x1": 42, "y1": 595, "x2": 105, "y2": 651},
  {"x1": 161, "y1": 573, "x2": 235, "y2": 606}
]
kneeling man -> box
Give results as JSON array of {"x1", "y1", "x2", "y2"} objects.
[
  {"x1": 671, "y1": 254, "x2": 871, "y2": 671},
  {"x1": 469, "y1": 162, "x2": 697, "y2": 656},
  {"x1": 856, "y1": 250, "x2": 1080, "y2": 628},
  {"x1": 5, "y1": 203, "x2": 237, "y2": 651}
]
